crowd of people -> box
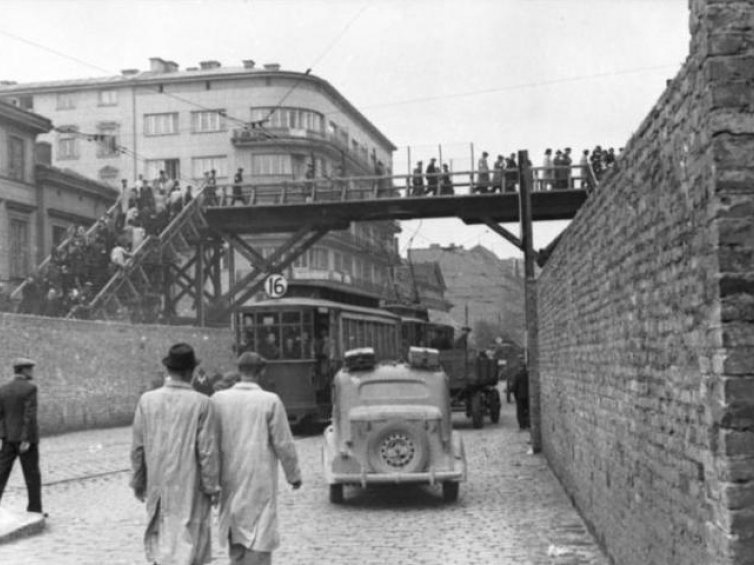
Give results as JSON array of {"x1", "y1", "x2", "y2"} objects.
[{"x1": 12, "y1": 170, "x2": 198, "y2": 320}]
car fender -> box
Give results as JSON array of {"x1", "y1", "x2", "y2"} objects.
[{"x1": 451, "y1": 431, "x2": 467, "y2": 482}]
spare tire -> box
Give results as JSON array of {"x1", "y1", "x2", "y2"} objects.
[{"x1": 366, "y1": 420, "x2": 429, "y2": 474}]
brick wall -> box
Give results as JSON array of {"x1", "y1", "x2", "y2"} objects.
[
  {"x1": 537, "y1": 1, "x2": 754, "y2": 564},
  {"x1": 0, "y1": 313, "x2": 235, "y2": 435}
]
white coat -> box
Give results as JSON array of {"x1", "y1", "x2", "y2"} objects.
[
  {"x1": 130, "y1": 379, "x2": 221, "y2": 565},
  {"x1": 211, "y1": 382, "x2": 302, "y2": 552}
]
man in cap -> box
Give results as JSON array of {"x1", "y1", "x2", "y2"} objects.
[
  {"x1": 211, "y1": 352, "x2": 301, "y2": 565},
  {"x1": 0, "y1": 357, "x2": 43, "y2": 514},
  {"x1": 130, "y1": 343, "x2": 221, "y2": 565}
]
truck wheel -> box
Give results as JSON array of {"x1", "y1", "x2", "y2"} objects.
[
  {"x1": 489, "y1": 389, "x2": 502, "y2": 424},
  {"x1": 329, "y1": 484, "x2": 344, "y2": 504},
  {"x1": 471, "y1": 391, "x2": 484, "y2": 429},
  {"x1": 442, "y1": 481, "x2": 459, "y2": 502},
  {"x1": 367, "y1": 420, "x2": 429, "y2": 474}
]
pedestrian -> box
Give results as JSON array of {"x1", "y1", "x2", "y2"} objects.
[
  {"x1": 0, "y1": 357, "x2": 44, "y2": 515},
  {"x1": 439, "y1": 164, "x2": 454, "y2": 195},
  {"x1": 553, "y1": 149, "x2": 566, "y2": 190},
  {"x1": 510, "y1": 358, "x2": 530, "y2": 430},
  {"x1": 504, "y1": 153, "x2": 518, "y2": 193},
  {"x1": 541, "y1": 148, "x2": 554, "y2": 191},
  {"x1": 130, "y1": 343, "x2": 221, "y2": 565},
  {"x1": 232, "y1": 167, "x2": 246, "y2": 205},
  {"x1": 474, "y1": 152, "x2": 490, "y2": 193},
  {"x1": 411, "y1": 161, "x2": 424, "y2": 196},
  {"x1": 425, "y1": 158, "x2": 439, "y2": 196},
  {"x1": 211, "y1": 352, "x2": 302, "y2": 565},
  {"x1": 492, "y1": 155, "x2": 504, "y2": 193},
  {"x1": 563, "y1": 147, "x2": 573, "y2": 189}
]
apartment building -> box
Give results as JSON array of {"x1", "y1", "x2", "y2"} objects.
[
  {"x1": 0, "y1": 101, "x2": 117, "y2": 288},
  {"x1": 0, "y1": 58, "x2": 400, "y2": 299}
]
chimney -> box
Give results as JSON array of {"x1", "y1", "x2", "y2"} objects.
[
  {"x1": 164, "y1": 60, "x2": 179, "y2": 73},
  {"x1": 121, "y1": 69, "x2": 140, "y2": 77},
  {"x1": 199, "y1": 60, "x2": 221, "y2": 70},
  {"x1": 35, "y1": 142, "x2": 52, "y2": 166},
  {"x1": 242, "y1": 59, "x2": 256, "y2": 69},
  {"x1": 149, "y1": 57, "x2": 167, "y2": 73},
  {"x1": 263, "y1": 63, "x2": 281, "y2": 71}
]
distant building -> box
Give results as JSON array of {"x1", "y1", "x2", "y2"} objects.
[
  {"x1": 408, "y1": 244, "x2": 525, "y2": 344},
  {"x1": 0, "y1": 101, "x2": 117, "y2": 288},
  {"x1": 0, "y1": 58, "x2": 400, "y2": 300}
]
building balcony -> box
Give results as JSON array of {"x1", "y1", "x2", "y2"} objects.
[{"x1": 231, "y1": 127, "x2": 375, "y2": 171}]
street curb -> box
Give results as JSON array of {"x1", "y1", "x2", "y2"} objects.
[{"x1": 0, "y1": 508, "x2": 46, "y2": 544}]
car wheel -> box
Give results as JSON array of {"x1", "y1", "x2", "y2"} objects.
[
  {"x1": 488, "y1": 389, "x2": 501, "y2": 424},
  {"x1": 442, "y1": 481, "x2": 459, "y2": 502},
  {"x1": 329, "y1": 484, "x2": 344, "y2": 504},
  {"x1": 367, "y1": 420, "x2": 429, "y2": 474},
  {"x1": 471, "y1": 391, "x2": 484, "y2": 429}
]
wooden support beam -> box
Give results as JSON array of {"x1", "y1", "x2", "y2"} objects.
[
  {"x1": 221, "y1": 232, "x2": 268, "y2": 271},
  {"x1": 196, "y1": 242, "x2": 205, "y2": 326},
  {"x1": 481, "y1": 218, "x2": 525, "y2": 252},
  {"x1": 518, "y1": 149, "x2": 542, "y2": 454}
]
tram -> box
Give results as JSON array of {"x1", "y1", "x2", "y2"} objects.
[{"x1": 234, "y1": 294, "x2": 401, "y2": 426}]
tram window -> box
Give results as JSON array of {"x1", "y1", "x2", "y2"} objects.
[
  {"x1": 283, "y1": 326, "x2": 302, "y2": 359},
  {"x1": 303, "y1": 311, "x2": 312, "y2": 324},
  {"x1": 282, "y1": 311, "x2": 301, "y2": 324},
  {"x1": 258, "y1": 313, "x2": 279, "y2": 326},
  {"x1": 259, "y1": 327, "x2": 281, "y2": 359}
]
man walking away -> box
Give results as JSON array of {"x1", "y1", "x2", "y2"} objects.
[
  {"x1": 510, "y1": 358, "x2": 530, "y2": 430},
  {"x1": 0, "y1": 358, "x2": 43, "y2": 515},
  {"x1": 232, "y1": 168, "x2": 247, "y2": 205},
  {"x1": 130, "y1": 343, "x2": 221, "y2": 565},
  {"x1": 212, "y1": 352, "x2": 302, "y2": 565}
]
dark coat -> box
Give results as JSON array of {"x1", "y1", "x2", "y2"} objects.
[
  {"x1": 0, "y1": 377, "x2": 39, "y2": 443},
  {"x1": 510, "y1": 366, "x2": 529, "y2": 400}
]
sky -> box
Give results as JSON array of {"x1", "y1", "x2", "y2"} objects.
[{"x1": 0, "y1": 0, "x2": 691, "y2": 258}]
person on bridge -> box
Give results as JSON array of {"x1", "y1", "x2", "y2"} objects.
[
  {"x1": 411, "y1": 161, "x2": 425, "y2": 196},
  {"x1": 492, "y1": 155, "x2": 504, "y2": 193},
  {"x1": 504, "y1": 154, "x2": 518, "y2": 193},
  {"x1": 425, "y1": 158, "x2": 439, "y2": 195},
  {"x1": 130, "y1": 343, "x2": 221, "y2": 565},
  {"x1": 474, "y1": 152, "x2": 490, "y2": 193},
  {"x1": 0, "y1": 357, "x2": 44, "y2": 516},
  {"x1": 232, "y1": 167, "x2": 247, "y2": 205},
  {"x1": 439, "y1": 164, "x2": 454, "y2": 195},
  {"x1": 211, "y1": 352, "x2": 302, "y2": 565}
]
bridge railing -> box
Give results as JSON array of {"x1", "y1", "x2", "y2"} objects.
[{"x1": 205, "y1": 164, "x2": 592, "y2": 207}]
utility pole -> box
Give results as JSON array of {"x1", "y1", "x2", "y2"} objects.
[{"x1": 518, "y1": 149, "x2": 541, "y2": 453}]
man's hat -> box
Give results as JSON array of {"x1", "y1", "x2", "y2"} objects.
[
  {"x1": 12, "y1": 357, "x2": 35, "y2": 369},
  {"x1": 237, "y1": 351, "x2": 267, "y2": 369},
  {"x1": 162, "y1": 343, "x2": 199, "y2": 371}
]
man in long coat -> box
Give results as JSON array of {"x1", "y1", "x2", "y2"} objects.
[
  {"x1": 130, "y1": 343, "x2": 221, "y2": 565},
  {"x1": 211, "y1": 352, "x2": 302, "y2": 565}
]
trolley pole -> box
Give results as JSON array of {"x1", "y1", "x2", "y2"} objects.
[{"x1": 518, "y1": 149, "x2": 542, "y2": 453}]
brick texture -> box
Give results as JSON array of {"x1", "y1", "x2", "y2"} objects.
[
  {"x1": 537, "y1": 2, "x2": 754, "y2": 564},
  {"x1": 0, "y1": 313, "x2": 235, "y2": 435}
]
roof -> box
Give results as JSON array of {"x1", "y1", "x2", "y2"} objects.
[
  {"x1": 35, "y1": 164, "x2": 119, "y2": 199},
  {"x1": 0, "y1": 99, "x2": 52, "y2": 134},
  {"x1": 238, "y1": 296, "x2": 401, "y2": 321},
  {"x1": 0, "y1": 66, "x2": 396, "y2": 151}
]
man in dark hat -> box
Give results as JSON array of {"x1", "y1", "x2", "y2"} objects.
[
  {"x1": 130, "y1": 343, "x2": 221, "y2": 565},
  {"x1": 510, "y1": 356, "x2": 530, "y2": 430},
  {"x1": 211, "y1": 352, "x2": 301, "y2": 565},
  {"x1": 0, "y1": 357, "x2": 43, "y2": 515}
]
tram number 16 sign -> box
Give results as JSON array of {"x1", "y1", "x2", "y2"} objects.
[{"x1": 264, "y1": 273, "x2": 288, "y2": 298}]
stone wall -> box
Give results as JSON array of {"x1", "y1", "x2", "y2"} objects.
[
  {"x1": 537, "y1": 1, "x2": 754, "y2": 564},
  {"x1": 0, "y1": 313, "x2": 235, "y2": 435}
]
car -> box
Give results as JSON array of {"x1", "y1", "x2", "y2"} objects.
[{"x1": 322, "y1": 346, "x2": 467, "y2": 504}]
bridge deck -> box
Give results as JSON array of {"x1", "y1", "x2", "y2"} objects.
[{"x1": 204, "y1": 190, "x2": 587, "y2": 234}]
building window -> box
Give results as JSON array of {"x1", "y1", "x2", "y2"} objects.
[
  {"x1": 192, "y1": 155, "x2": 228, "y2": 180},
  {"x1": 250, "y1": 107, "x2": 324, "y2": 133},
  {"x1": 250, "y1": 154, "x2": 292, "y2": 176},
  {"x1": 310, "y1": 248, "x2": 329, "y2": 270},
  {"x1": 144, "y1": 112, "x2": 178, "y2": 136},
  {"x1": 333, "y1": 251, "x2": 343, "y2": 272},
  {"x1": 191, "y1": 110, "x2": 225, "y2": 133},
  {"x1": 52, "y1": 224, "x2": 68, "y2": 248},
  {"x1": 145, "y1": 158, "x2": 180, "y2": 181},
  {"x1": 56, "y1": 92, "x2": 76, "y2": 110},
  {"x1": 96, "y1": 122, "x2": 120, "y2": 157},
  {"x1": 98, "y1": 89, "x2": 118, "y2": 106},
  {"x1": 8, "y1": 136, "x2": 25, "y2": 181},
  {"x1": 342, "y1": 253, "x2": 353, "y2": 276},
  {"x1": 9, "y1": 217, "x2": 30, "y2": 279},
  {"x1": 57, "y1": 127, "x2": 79, "y2": 160},
  {"x1": 293, "y1": 251, "x2": 308, "y2": 268}
]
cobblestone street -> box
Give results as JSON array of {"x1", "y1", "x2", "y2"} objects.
[{"x1": 0, "y1": 401, "x2": 609, "y2": 565}]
